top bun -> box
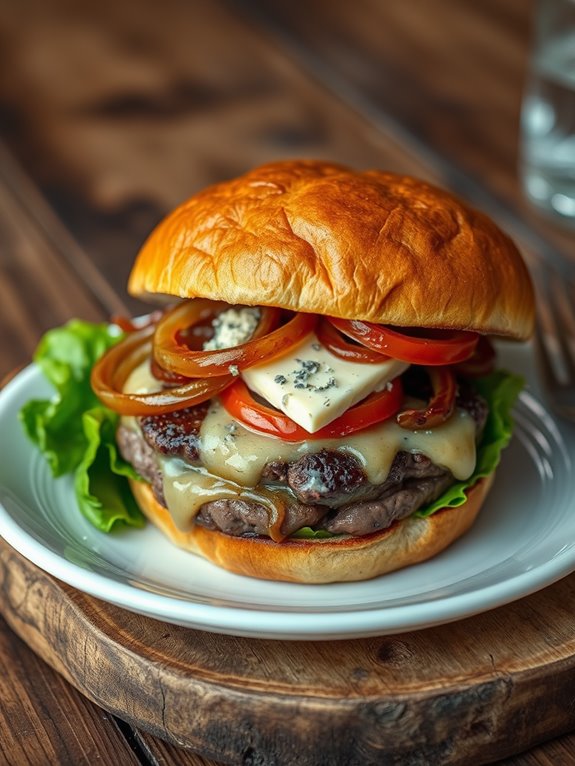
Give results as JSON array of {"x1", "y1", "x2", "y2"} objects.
[{"x1": 128, "y1": 160, "x2": 535, "y2": 339}]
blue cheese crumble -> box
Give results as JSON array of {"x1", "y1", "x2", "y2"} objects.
[{"x1": 203, "y1": 307, "x2": 261, "y2": 351}]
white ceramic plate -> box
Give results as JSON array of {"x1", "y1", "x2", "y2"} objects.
[{"x1": 0, "y1": 344, "x2": 574, "y2": 640}]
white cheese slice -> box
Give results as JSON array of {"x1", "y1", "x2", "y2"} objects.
[{"x1": 241, "y1": 333, "x2": 409, "y2": 433}]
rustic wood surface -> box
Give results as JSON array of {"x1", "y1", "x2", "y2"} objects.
[
  {"x1": 0, "y1": 0, "x2": 574, "y2": 763},
  {"x1": 3, "y1": 536, "x2": 575, "y2": 766}
]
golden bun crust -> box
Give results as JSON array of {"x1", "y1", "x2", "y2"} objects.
[
  {"x1": 129, "y1": 474, "x2": 494, "y2": 583},
  {"x1": 129, "y1": 160, "x2": 534, "y2": 339}
]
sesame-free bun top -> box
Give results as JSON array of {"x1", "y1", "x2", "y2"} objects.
[{"x1": 128, "y1": 160, "x2": 535, "y2": 339}]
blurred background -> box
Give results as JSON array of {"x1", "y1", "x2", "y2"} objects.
[{"x1": 1, "y1": 0, "x2": 572, "y2": 320}]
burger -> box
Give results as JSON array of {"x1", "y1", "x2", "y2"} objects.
[{"x1": 85, "y1": 160, "x2": 534, "y2": 583}]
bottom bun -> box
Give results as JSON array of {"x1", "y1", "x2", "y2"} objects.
[{"x1": 129, "y1": 474, "x2": 495, "y2": 583}]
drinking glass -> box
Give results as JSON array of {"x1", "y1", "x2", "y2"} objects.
[{"x1": 520, "y1": 0, "x2": 575, "y2": 221}]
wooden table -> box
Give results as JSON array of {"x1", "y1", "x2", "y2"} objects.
[{"x1": 1, "y1": 1, "x2": 574, "y2": 763}]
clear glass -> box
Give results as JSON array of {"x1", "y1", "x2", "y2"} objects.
[{"x1": 520, "y1": 0, "x2": 575, "y2": 222}]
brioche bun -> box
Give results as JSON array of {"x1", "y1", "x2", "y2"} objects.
[
  {"x1": 129, "y1": 160, "x2": 534, "y2": 339},
  {"x1": 119, "y1": 161, "x2": 532, "y2": 584},
  {"x1": 129, "y1": 475, "x2": 493, "y2": 584}
]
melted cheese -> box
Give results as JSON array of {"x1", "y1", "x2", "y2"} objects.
[
  {"x1": 124, "y1": 361, "x2": 477, "y2": 534},
  {"x1": 161, "y1": 458, "x2": 288, "y2": 539},
  {"x1": 200, "y1": 400, "x2": 476, "y2": 486}
]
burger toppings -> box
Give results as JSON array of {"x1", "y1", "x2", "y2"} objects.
[
  {"x1": 396, "y1": 366, "x2": 457, "y2": 430},
  {"x1": 91, "y1": 298, "x2": 477, "y2": 436},
  {"x1": 203, "y1": 306, "x2": 262, "y2": 351},
  {"x1": 328, "y1": 318, "x2": 480, "y2": 365},
  {"x1": 20, "y1": 314, "x2": 522, "y2": 548},
  {"x1": 113, "y1": 339, "x2": 484, "y2": 542},
  {"x1": 90, "y1": 321, "x2": 235, "y2": 416},
  {"x1": 454, "y1": 335, "x2": 497, "y2": 377},
  {"x1": 240, "y1": 332, "x2": 408, "y2": 433},
  {"x1": 116, "y1": 384, "x2": 487, "y2": 539},
  {"x1": 219, "y1": 378, "x2": 404, "y2": 440},
  {"x1": 316, "y1": 318, "x2": 391, "y2": 364},
  {"x1": 84, "y1": 295, "x2": 504, "y2": 543},
  {"x1": 152, "y1": 299, "x2": 313, "y2": 379}
]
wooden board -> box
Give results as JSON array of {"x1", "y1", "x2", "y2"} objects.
[{"x1": 1, "y1": 537, "x2": 575, "y2": 766}]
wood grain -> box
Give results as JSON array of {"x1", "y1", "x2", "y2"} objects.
[
  {"x1": 0, "y1": 0, "x2": 448, "y2": 307},
  {"x1": 0, "y1": 611, "x2": 141, "y2": 765},
  {"x1": 240, "y1": 0, "x2": 529, "y2": 199},
  {"x1": 2, "y1": 537, "x2": 575, "y2": 766},
  {"x1": 0, "y1": 144, "x2": 122, "y2": 378}
]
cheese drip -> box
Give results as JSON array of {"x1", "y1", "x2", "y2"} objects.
[
  {"x1": 200, "y1": 400, "x2": 476, "y2": 486},
  {"x1": 161, "y1": 458, "x2": 288, "y2": 539},
  {"x1": 124, "y1": 361, "x2": 477, "y2": 534}
]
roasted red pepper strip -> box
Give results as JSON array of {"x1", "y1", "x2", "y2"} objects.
[
  {"x1": 328, "y1": 317, "x2": 478, "y2": 366},
  {"x1": 396, "y1": 366, "x2": 457, "y2": 430},
  {"x1": 220, "y1": 377, "x2": 404, "y2": 441}
]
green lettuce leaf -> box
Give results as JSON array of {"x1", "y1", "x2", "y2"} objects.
[
  {"x1": 416, "y1": 369, "x2": 524, "y2": 517},
  {"x1": 19, "y1": 319, "x2": 145, "y2": 531},
  {"x1": 75, "y1": 408, "x2": 144, "y2": 531},
  {"x1": 291, "y1": 526, "x2": 334, "y2": 540},
  {"x1": 20, "y1": 320, "x2": 121, "y2": 476}
]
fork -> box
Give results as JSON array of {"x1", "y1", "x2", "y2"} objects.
[{"x1": 533, "y1": 259, "x2": 575, "y2": 421}]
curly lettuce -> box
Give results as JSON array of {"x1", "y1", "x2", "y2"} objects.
[{"x1": 19, "y1": 320, "x2": 145, "y2": 531}]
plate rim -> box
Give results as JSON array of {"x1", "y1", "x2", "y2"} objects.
[{"x1": 1, "y1": 360, "x2": 574, "y2": 640}]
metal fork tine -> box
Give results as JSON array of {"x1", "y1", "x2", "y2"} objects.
[
  {"x1": 554, "y1": 273, "x2": 575, "y2": 371},
  {"x1": 535, "y1": 267, "x2": 573, "y2": 387},
  {"x1": 542, "y1": 270, "x2": 575, "y2": 384},
  {"x1": 532, "y1": 257, "x2": 575, "y2": 421}
]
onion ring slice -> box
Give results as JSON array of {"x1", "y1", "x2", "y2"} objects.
[
  {"x1": 396, "y1": 366, "x2": 456, "y2": 430},
  {"x1": 153, "y1": 300, "x2": 315, "y2": 377},
  {"x1": 453, "y1": 336, "x2": 496, "y2": 377},
  {"x1": 316, "y1": 319, "x2": 390, "y2": 363},
  {"x1": 91, "y1": 325, "x2": 233, "y2": 415}
]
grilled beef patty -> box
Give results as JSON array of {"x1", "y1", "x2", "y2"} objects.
[{"x1": 117, "y1": 388, "x2": 488, "y2": 539}]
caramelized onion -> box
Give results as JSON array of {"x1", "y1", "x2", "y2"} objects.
[
  {"x1": 91, "y1": 325, "x2": 233, "y2": 415},
  {"x1": 153, "y1": 300, "x2": 316, "y2": 377},
  {"x1": 111, "y1": 311, "x2": 162, "y2": 334},
  {"x1": 150, "y1": 357, "x2": 190, "y2": 386},
  {"x1": 396, "y1": 366, "x2": 456, "y2": 430},
  {"x1": 316, "y1": 318, "x2": 389, "y2": 363},
  {"x1": 454, "y1": 336, "x2": 496, "y2": 377}
]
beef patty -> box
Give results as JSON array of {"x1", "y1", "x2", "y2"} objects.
[{"x1": 117, "y1": 388, "x2": 488, "y2": 539}]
